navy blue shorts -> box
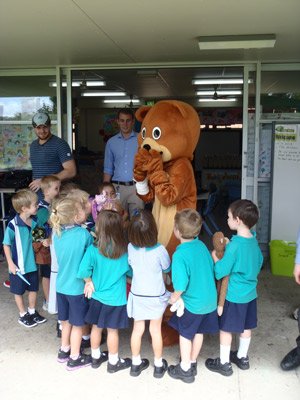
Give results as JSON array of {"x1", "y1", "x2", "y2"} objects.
[
  {"x1": 219, "y1": 299, "x2": 257, "y2": 333},
  {"x1": 57, "y1": 293, "x2": 89, "y2": 327},
  {"x1": 168, "y1": 308, "x2": 219, "y2": 340},
  {"x1": 85, "y1": 298, "x2": 129, "y2": 329},
  {"x1": 10, "y1": 271, "x2": 39, "y2": 295},
  {"x1": 37, "y1": 264, "x2": 51, "y2": 278}
]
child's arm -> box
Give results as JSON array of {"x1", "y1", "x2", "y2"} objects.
[
  {"x1": 83, "y1": 278, "x2": 94, "y2": 299},
  {"x1": 169, "y1": 290, "x2": 183, "y2": 305},
  {"x1": 3, "y1": 245, "x2": 17, "y2": 274}
]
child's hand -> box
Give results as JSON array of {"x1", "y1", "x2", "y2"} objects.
[
  {"x1": 217, "y1": 305, "x2": 224, "y2": 316},
  {"x1": 84, "y1": 280, "x2": 95, "y2": 299},
  {"x1": 169, "y1": 292, "x2": 178, "y2": 305},
  {"x1": 8, "y1": 262, "x2": 17, "y2": 275},
  {"x1": 170, "y1": 298, "x2": 185, "y2": 317}
]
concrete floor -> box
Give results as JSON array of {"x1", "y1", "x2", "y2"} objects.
[{"x1": 0, "y1": 259, "x2": 299, "y2": 400}]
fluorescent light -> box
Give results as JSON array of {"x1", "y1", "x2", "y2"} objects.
[
  {"x1": 198, "y1": 34, "x2": 276, "y2": 50},
  {"x1": 196, "y1": 90, "x2": 242, "y2": 96},
  {"x1": 81, "y1": 91, "x2": 126, "y2": 97},
  {"x1": 49, "y1": 80, "x2": 105, "y2": 87},
  {"x1": 192, "y1": 78, "x2": 253, "y2": 85},
  {"x1": 103, "y1": 99, "x2": 140, "y2": 104},
  {"x1": 198, "y1": 98, "x2": 237, "y2": 102}
]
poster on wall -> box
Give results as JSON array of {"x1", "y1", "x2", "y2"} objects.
[{"x1": 0, "y1": 124, "x2": 35, "y2": 170}]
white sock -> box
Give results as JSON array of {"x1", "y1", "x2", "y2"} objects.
[
  {"x1": 191, "y1": 359, "x2": 197, "y2": 364},
  {"x1": 109, "y1": 353, "x2": 119, "y2": 365},
  {"x1": 237, "y1": 336, "x2": 251, "y2": 358},
  {"x1": 132, "y1": 355, "x2": 141, "y2": 366},
  {"x1": 180, "y1": 361, "x2": 191, "y2": 371},
  {"x1": 82, "y1": 335, "x2": 90, "y2": 340},
  {"x1": 28, "y1": 307, "x2": 35, "y2": 315},
  {"x1": 70, "y1": 353, "x2": 80, "y2": 360},
  {"x1": 220, "y1": 344, "x2": 231, "y2": 364},
  {"x1": 61, "y1": 345, "x2": 70, "y2": 352},
  {"x1": 91, "y1": 347, "x2": 101, "y2": 359},
  {"x1": 154, "y1": 357, "x2": 163, "y2": 367},
  {"x1": 19, "y1": 311, "x2": 26, "y2": 317}
]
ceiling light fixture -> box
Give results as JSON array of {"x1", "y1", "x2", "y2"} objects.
[
  {"x1": 198, "y1": 98, "x2": 237, "y2": 102},
  {"x1": 49, "y1": 80, "x2": 106, "y2": 88},
  {"x1": 196, "y1": 90, "x2": 242, "y2": 96},
  {"x1": 192, "y1": 78, "x2": 253, "y2": 85},
  {"x1": 103, "y1": 99, "x2": 140, "y2": 104},
  {"x1": 198, "y1": 34, "x2": 276, "y2": 50},
  {"x1": 81, "y1": 91, "x2": 126, "y2": 97}
]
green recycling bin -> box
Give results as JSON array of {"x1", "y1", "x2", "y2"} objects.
[{"x1": 269, "y1": 240, "x2": 296, "y2": 277}]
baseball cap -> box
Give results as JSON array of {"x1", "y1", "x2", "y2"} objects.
[{"x1": 32, "y1": 112, "x2": 51, "y2": 127}]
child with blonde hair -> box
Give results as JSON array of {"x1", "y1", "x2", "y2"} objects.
[
  {"x1": 3, "y1": 189, "x2": 47, "y2": 327},
  {"x1": 127, "y1": 210, "x2": 171, "y2": 378},
  {"x1": 77, "y1": 210, "x2": 131, "y2": 372},
  {"x1": 50, "y1": 196, "x2": 93, "y2": 370}
]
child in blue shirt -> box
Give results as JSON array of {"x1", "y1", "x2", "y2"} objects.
[
  {"x1": 167, "y1": 209, "x2": 218, "y2": 383},
  {"x1": 205, "y1": 199, "x2": 263, "y2": 377},
  {"x1": 50, "y1": 196, "x2": 93, "y2": 371},
  {"x1": 3, "y1": 189, "x2": 47, "y2": 328},
  {"x1": 35, "y1": 175, "x2": 60, "y2": 311},
  {"x1": 77, "y1": 210, "x2": 131, "y2": 373}
]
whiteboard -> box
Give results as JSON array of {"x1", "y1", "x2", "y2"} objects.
[{"x1": 270, "y1": 123, "x2": 300, "y2": 241}]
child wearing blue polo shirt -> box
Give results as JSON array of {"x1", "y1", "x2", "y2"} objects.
[
  {"x1": 50, "y1": 196, "x2": 93, "y2": 371},
  {"x1": 35, "y1": 175, "x2": 61, "y2": 311},
  {"x1": 3, "y1": 189, "x2": 47, "y2": 328},
  {"x1": 205, "y1": 199, "x2": 263, "y2": 377},
  {"x1": 167, "y1": 209, "x2": 218, "y2": 383},
  {"x1": 77, "y1": 210, "x2": 131, "y2": 373}
]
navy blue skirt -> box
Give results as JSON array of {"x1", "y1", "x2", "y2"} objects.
[{"x1": 85, "y1": 298, "x2": 129, "y2": 329}]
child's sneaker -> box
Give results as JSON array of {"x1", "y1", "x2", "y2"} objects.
[
  {"x1": 18, "y1": 312, "x2": 37, "y2": 328},
  {"x1": 30, "y1": 311, "x2": 47, "y2": 324},
  {"x1": 57, "y1": 349, "x2": 70, "y2": 363},
  {"x1": 80, "y1": 337, "x2": 91, "y2": 350},
  {"x1": 66, "y1": 354, "x2": 92, "y2": 371},
  {"x1": 3, "y1": 280, "x2": 10, "y2": 288},
  {"x1": 167, "y1": 363, "x2": 195, "y2": 383},
  {"x1": 205, "y1": 357, "x2": 233, "y2": 376},
  {"x1": 130, "y1": 358, "x2": 149, "y2": 377},
  {"x1": 91, "y1": 351, "x2": 108, "y2": 369},
  {"x1": 107, "y1": 358, "x2": 131, "y2": 373},
  {"x1": 230, "y1": 351, "x2": 250, "y2": 370},
  {"x1": 191, "y1": 361, "x2": 197, "y2": 376},
  {"x1": 153, "y1": 359, "x2": 168, "y2": 378}
]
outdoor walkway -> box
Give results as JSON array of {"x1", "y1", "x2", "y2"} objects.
[{"x1": 0, "y1": 261, "x2": 299, "y2": 400}]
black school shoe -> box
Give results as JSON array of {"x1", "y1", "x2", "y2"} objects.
[
  {"x1": 107, "y1": 358, "x2": 131, "y2": 373},
  {"x1": 57, "y1": 348, "x2": 70, "y2": 363},
  {"x1": 18, "y1": 312, "x2": 37, "y2": 328},
  {"x1": 280, "y1": 348, "x2": 300, "y2": 371},
  {"x1": 153, "y1": 359, "x2": 168, "y2": 378},
  {"x1": 31, "y1": 311, "x2": 47, "y2": 324},
  {"x1": 167, "y1": 363, "x2": 195, "y2": 383},
  {"x1": 230, "y1": 351, "x2": 250, "y2": 370},
  {"x1": 66, "y1": 354, "x2": 92, "y2": 371},
  {"x1": 130, "y1": 358, "x2": 150, "y2": 377},
  {"x1": 191, "y1": 361, "x2": 197, "y2": 376},
  {"x1": 205, "y1": 357, "x2": 233, "y2": 376},
  {"x1": 91, "y1": 351, "x2": 109, "y2": 369}
]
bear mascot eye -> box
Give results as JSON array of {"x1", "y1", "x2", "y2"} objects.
[
  {"x1": 141, "y1": 127, "x2": 146, "y2": 139},
  {"x1": 152, "y1": 127, "x2": 161, "y2": 140}
]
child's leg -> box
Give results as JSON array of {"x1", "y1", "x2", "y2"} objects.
[
  {"x1": 28, "y1": 291, "x2": 37, "y2": 310},
  {"x1": 190, "y1": 333, "x2": 203, "y2": 362},
  {"x1": 70, "y1": 325, "x2": 83, "y2": 358},
  {"x1": 14, "y1": 294, "x2": 26, "y2": 314},
  {"x1": 237, "y1": 329, "x2": 251, "y2": 358},
  {"x1": 179, "y1": 335, "x2": 192, "y2": 370},
  {"x1": 91, "y1": 324, "x2": 104, "y2": 356},
  {"x1": 131, "y1": 320, "x2": 145, "y2": 358},
  {"x1": 107, "y1": 328, "x2": 119, "y2": 362},
  {"x1": 220, "y1": 330, "x2": 232, "y2": 364},
  {"x1": 42, "y1": 277, "x2": 50, "y2": 303},
  {"x1": 149, "y1": 317, "x2": 163, "y2": 361},
  {"x1": 61, "y1": 320, "x2": 72, "y2": 349}
]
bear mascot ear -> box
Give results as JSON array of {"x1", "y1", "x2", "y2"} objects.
[{"x1": 135, "y1": 105, "x2": 152, "y2": 122}]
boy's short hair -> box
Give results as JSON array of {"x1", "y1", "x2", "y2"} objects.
[
  {"x1": 12, "y1": 189, "x2": 38, "y2": 214},
  {"x1": 174, "y1": 208, "x2": 202, "y2": 239},
  {"x1": 229, "y1": 199, "x2": 259, "y2": 229},
  {"x1": 40, "y1": 175, "x2": 60, "y2": 192},
  {"x1": 59, "y1": 182, "x2": 80, "y2": 197}
]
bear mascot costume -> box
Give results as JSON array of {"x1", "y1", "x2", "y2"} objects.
[{"x1": 133, "y1": 100, "x2": 200, "y2": 346}]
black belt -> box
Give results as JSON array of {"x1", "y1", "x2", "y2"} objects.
[{"x1": 112, "y1": 180, "x2": 134, "y2": 186}]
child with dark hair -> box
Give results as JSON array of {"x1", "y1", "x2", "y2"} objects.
[
  {"x1": 205, "y1": 199, "x2": 263, "y2": 377},
  {"x1": 77, "y1": 210, "x2": 131, "y2": 373},
  {"x1": 127, "y1": 210, "x2": 171, "y2": 378}
]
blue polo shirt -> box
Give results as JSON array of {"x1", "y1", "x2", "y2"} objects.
[
  {"x1": 3, "y1": 215, "x2": 38, "y2": 274},
  {"x1": 53, "y1": 225, "x2": 93, "y2": 296},
  {"x1": 103, "y1": 131, "x2": 139, "y2": 181},
  {"x1": 30, "y1": 134, "x2": 73, "y2": 179},
  {"x1": 77, "y1": 244, "x2": 130, "y2": 306},
  {"x1": 171, "y1": 238, "x2": 217, "y2": 314}
]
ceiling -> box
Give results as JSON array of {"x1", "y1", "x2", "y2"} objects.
[{"x1": 1, "y1": 0, "x2": 300, "y2": 108}]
